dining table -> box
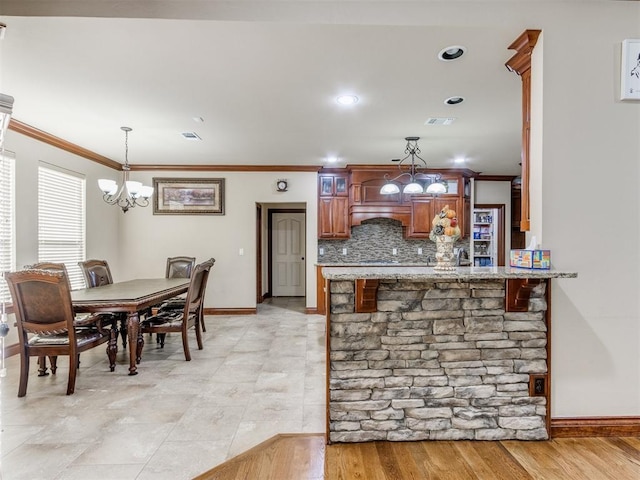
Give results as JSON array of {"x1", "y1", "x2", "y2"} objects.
[{"x1": 71, "y1": 278, "x2": 190, "y2": 375}]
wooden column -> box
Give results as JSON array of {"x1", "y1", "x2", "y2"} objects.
[{"x1": 505, "y1": 30, "x2": 541, "y2": 233}]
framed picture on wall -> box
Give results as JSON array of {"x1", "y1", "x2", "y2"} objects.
[
  {"x1": 153, "y1": 178, "x2": 225, "y2": 215},
  {"x1": 621, "y1": 39, "x2": 640, "y2": 100}
]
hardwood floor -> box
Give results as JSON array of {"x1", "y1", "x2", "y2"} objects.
[{"x1": 194, "y1": 434, "x2": 640, "y2": 480}]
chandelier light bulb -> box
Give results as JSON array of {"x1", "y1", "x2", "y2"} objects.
[
  {"x1": 425, "y1": 182, "x2": 447, "y2": 194},
  {"x1": 98, "y1": 178, "x2": 116, "y2": 193},
  {"x1": 126, "y1": 180, "x2": 142, "y2": 195},
  {"x1": 380, "y1": 182, "x2": 400, "y2": 195},
  {"x1": 403, "y1": 182, "x2": 423, "y2": 194}
]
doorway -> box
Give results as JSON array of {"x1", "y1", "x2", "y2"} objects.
[
  {"x1": 257, "y1": 207, "x2": 307, "y2": 302},
  {"x1": 473, "y1": 203, "x2": 506, "y2": 266}
]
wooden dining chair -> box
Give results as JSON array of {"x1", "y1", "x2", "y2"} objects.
[
  {"x1": 5, "y1": 269, "x2": 116, "y2": 397},
  {"x1": 25, "y1": 262, "x2": 111, "y2": 377},
  {"x1": 140, "y1": 258, "x2": 214, "y2": 361},
  {"x1": 157, "y1": 256, "x2": 205, "y2": 329},
  {"x1": 78, "y1": 259, "x2": 113, "y2": 288},
  {"x1": 166, "y1": 256, "x2": 196, "y2": 279},
  {"x1": 147, "y1": 256, "x2": 196, "y2": 343},
  {"x1": 78, "y1": 259, "x2": 128, "y2": 349}
]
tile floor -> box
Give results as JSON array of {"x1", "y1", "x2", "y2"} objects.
[{"x1": 0, "y1": 297, "x2": 327, "y2": 480}]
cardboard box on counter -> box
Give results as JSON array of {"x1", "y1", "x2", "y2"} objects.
[{"x1": 510, "y1": 249, "x2": 551, "y2": 269}]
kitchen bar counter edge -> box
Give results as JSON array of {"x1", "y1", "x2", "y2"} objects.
[{"x1": 320, "y1": 265, "x2": 577, "y2": 281}]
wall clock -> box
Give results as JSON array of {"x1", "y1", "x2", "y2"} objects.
[{"x1": 276, "y1": 180, "x2": 288, "y2": 192}]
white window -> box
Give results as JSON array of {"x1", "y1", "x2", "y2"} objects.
[
  {"x1": 0, "y1": 151, "x2": 15, "y2": 303},
  {"x1": 38, "y1": 164, "x2": 86, "y2": 290}
]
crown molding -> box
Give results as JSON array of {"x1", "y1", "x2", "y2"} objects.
[{"x1": 8, "y1": 118, "x2": 122, "y2": 170}]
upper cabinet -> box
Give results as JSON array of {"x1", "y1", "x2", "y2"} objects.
[
  {"x1": 318, "y1": 171, "x2": 350, "y2": 239},
  {"x1": 319, "y1": 174, "x2": 348, "y2": 197},
  {"x1": 318, "y1": 167, "x2": 474, "y2": 240}
]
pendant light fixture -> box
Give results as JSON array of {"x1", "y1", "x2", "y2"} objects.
[
  {"x1": 98, "y1": 127, "x2": 153, "y2": 213},
  {"x1": 380, "y1": 137, "x2": 448, "y2": 195}
]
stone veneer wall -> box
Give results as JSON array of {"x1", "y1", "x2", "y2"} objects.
[
  {"x1": 328, "y1": 278, "x2": 549, "y2": 442},
  {"x1": 318, "y1": 218, "x2": 470, "y2": 264}
]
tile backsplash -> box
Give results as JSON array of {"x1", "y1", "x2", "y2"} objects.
[{"x1": 317, "y1": 218, "x2": 470, "y2": 263}]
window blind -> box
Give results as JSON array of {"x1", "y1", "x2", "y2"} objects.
[
  {"x1": 38, "y1": 165, "x2": 86, "y2": 290},
  {"x1": 0, "y1": 151, "x2": 15, "y2": 303}
]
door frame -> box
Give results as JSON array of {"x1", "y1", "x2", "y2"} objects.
[
  {"x1": 270, "y1": 210, "x2": 307, "y2": 297},
  {"x1": 474, "y1": 203, "x2": 506, "y2": 266},
  {"x1": 256, "y1": 204, "x2": 263, "y2": 303}
]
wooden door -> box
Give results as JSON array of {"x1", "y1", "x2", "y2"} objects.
[{"x1": 272, "y1": 212, "x2": 306, "y2": 296}]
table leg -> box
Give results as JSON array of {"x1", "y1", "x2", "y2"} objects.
[
  {"x1": 107, "y1": 327, "x2": 118, "y2": 372},
  {"x1": 127, "y1": 312, "x2": 141, "y2": 375}
]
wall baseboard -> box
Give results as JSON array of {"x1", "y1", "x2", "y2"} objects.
[
  {"x1": 6, "y1": 343, "x2": 20, "y2": 358},
  {"x1": 305, "y1": 308, "x2": 319, "y2": 315},
  {"x1": 204, "y1": 308, "x2": 257, "y2": 315},
  {"x1": 550, "y1": 416, "x2": 640, "y2": 437}
]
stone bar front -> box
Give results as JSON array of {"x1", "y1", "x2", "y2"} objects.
[{"x1": 321, "y1": 266, "x2": 577, "y2": 443}]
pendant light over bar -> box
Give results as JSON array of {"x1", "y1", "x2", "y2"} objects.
[{"x1": 380, "y1": 137, "x2": 447, "y2": 195}]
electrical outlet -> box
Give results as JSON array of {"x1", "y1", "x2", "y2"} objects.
[
  {"x1": 239, "y1": 248, "x2": 244, "y2": 256},
  {"x1": 529, "y1": 375, "x2": 547, "y2": 396},
  {"x1": 418, "y1": 247, "x2": 423, "y2": 255},
  {"x1": 319, "y1": 247, "x2": 324, "y2": 255},
  {"x1": 392, "y1": 248, "x2": 397, "y2": 255},
  {"x1": 342, "y1": 248, "x2": 347, "y2": 255}
]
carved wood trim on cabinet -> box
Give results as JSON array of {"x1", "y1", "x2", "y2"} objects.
[
  {"x1": 506, "y1": 29, "x2": 540, "y2": 233},
  {"x1": 316, "y1": 266, "x2": 326, "y2": 315},
  {"x1": 505, "y1": 278, "x2": 542, "y2": 312},
  {"x1": 355, "y1": 279, "x2": 380, "y2": 313}
]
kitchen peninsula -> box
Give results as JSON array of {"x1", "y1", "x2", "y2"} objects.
[{"x1": 320, "y1": 265, "x2": 576, "y2": 443}]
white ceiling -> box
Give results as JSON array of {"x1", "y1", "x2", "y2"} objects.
[{"x1": 0, "y1": 2, "x2": 535, "y2": 175}]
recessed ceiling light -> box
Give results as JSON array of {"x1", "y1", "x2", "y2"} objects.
[
  {"x1": 336, "y1": 95, "x2": 359, "y2": 106},
  {"x1": 438, "y1": 45, "x2": 466, "y2": 61},
  {"x1": 325, "y1": 156, "x2": 339, "y2": 163},
  {"x1": 454, "y1": 156, "x2": 466, "y2": 164},
  {"x1": 444, "y1": 96, "x2": 465, "y2": 105}
]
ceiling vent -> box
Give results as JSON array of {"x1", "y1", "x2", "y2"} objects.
[
  {"x1": 424, "y1": 117, "x2": 456, "y2": 126},
  {"x1": 181, "y1": 132, "x2": 201, "y2": 141}
]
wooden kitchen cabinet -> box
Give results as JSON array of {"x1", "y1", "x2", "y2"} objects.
[
  {"x1": 318, "y1": 167, "x2": 473, "y2": 239},
  {"x1": 407, "y1": 196, "x2": 461, "y2": 239},
  {"x1": 318, "y1": 197, "x2": 349, "y2": 238},
  {"x1": 407, "y1": 197, "x2": 434, "y2": 238},
  {"x1": 318, "y1": 171, "x2": 350, "y2": 239},
  {"x1": 319, "y1": 173, "x2": 348, "y2": 197}
]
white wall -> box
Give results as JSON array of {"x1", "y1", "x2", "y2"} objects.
[
  {"x1": 529, "y1": 4, "x2": 640, "y2": 417},
  {"x1": 6, "y1": 130, "x2": 121, "y2": 270},
  {"x1": 474, "y1": 180, "x2": 512, "y2": 262},
  {"x1": 4, "y1": 128, "x2": 320, "y2": 312},
  {"x1": 117, "y1": 171, "x2": 318, "y2": 310}
]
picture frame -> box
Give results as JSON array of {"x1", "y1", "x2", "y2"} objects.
[
  {"x1": 621, "y1": 39, "x2": 640, "y2": 100},
  {"x1": 153, "y1": 177, "x2": 225, "y2": 215}
]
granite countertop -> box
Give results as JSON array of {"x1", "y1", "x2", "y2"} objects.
[{"x1": 320, "y1": 265, "x2": 577, "y2": 280}]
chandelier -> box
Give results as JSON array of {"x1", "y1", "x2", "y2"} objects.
[
  {"x1": 98, "y1": 127, "x2": 153, "y2": 213},
  {"x1": 380, "y1": 137, "x2": 447, "y2": 195}
]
